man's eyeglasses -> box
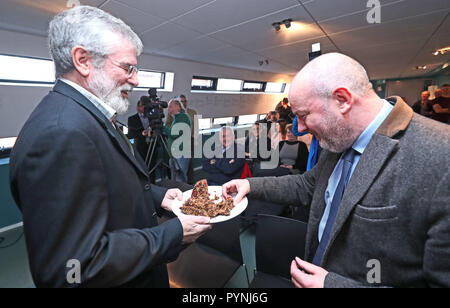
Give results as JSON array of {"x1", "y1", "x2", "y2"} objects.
[{"x1": 109, "y1": 58, "x2": 139, "y2": 78}]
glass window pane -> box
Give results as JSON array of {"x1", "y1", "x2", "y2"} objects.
[
  {"x1": 0, "y1": 55, "x2": 55, "y2": 83},
  {"x1": 217, "y1": 78, "x2": 242, "y2": 91},
  {"x1": 265, "y1": 82, "x2": 285, "y2": 93},
  {"x1": 243, "y1": 82, "x2": 264, "y2": 91},
  {"x1": 199, "y1": 118, "x2": 212, "y2": 130},
  {"x1": 137, "y1": 70, "x2": 164, "y2": 88},
  {"x1": 192, "y1": 78, "x2": 213, "y2": 88},
  {"x1": 238, "y1": 114, "x2": 258, "y2": 125},
  {"x1": 213, "y1": 117, "x2": 234, "y2": 125}
]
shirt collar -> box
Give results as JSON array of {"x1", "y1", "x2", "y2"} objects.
[
  {"x1": 59, "y1": 78, "x2": 117, "y2": 122},
  {"x1": 351, "y1": 99, "x2": 394, "y2": 155}
]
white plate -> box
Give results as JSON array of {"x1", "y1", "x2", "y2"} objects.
[{"x1": 172, "y1": 186, "x2": 248, "y2": 224}]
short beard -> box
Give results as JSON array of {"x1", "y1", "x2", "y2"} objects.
[
  {"x1": 318, "y1": 108, "x2": 359, "y2": 153},
  {"x1": 87, "y1": 67, "x2": 131, "y2": 115}
]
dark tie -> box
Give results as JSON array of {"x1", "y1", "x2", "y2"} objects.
[
  {"x1": 115, "y1": 124, "x2": 135, "y2": 157},
  {"x1": 312, "y1": 148, "x2": 357, "y2": 266}
]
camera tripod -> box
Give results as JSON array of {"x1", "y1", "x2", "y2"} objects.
[{"x1": 144, "y1": 131, "x2": 182, "y2": 182}]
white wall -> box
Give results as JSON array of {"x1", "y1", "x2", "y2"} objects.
[
  {"x1": 0, "y1": 29, "x2": 293, "y2": 138},
  {"x1": 385, "y1": 78, "x2": 430, "y2": 106}
]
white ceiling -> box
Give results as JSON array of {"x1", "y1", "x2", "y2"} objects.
[{"x1": 0, "y1": 0, "x2": 449, "y2": 79}]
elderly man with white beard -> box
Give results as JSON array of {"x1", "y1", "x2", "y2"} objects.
[{"x1": 9, "y1": 6, "x2": 211, "y2": 288}]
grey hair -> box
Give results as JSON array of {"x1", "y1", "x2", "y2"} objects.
[
  {"x1": 169, "y1": 99, "x2": 183, "y2": 111},
  {"x1": 298, "y1": 53, "x2": 373, "y2": 99},
  {"x1": 48, "y1": 6, "x2": 143, "y2": 79}
]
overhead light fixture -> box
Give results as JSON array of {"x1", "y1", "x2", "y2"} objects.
[
  {"x1": 272, "y1": 22, "x2": 281, "y2": 32},
  {"x1": 433, "y1": 46, "x2": 450, "y2": 56},
  {"x1": 416, "y1": 65, "x2": 427, "y2": 70},
  {"x1": 282, "y1": 19, "x2": 293, "y2": 28}
]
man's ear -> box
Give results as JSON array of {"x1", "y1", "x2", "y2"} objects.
[
  {"x1": 71, "y1": 46, "x2": 92, "y2": 77},
  {"x1": 331, "y1": 87, "x2": 353, "y2": 115}
]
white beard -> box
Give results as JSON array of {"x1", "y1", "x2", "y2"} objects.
[{"x1": 87, "y1": 69, "x2": 132, "y2": 115}]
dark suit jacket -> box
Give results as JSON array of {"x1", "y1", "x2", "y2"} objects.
[
  {"x1": 127, "y1": 113, "x2": 149, "y2": 161},
  {"x1": 9, "y1": 80, "x2": 183, "y2": 288},
  {"x1": 248, "y1": 97, "x2": 450, "y2": 287},
  {"x1": 203, "y1": 142, "x2": 246, "y2": 186}
]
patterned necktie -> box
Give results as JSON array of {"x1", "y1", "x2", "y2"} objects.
[{"x1": 312, "y1": 148, "x2": 357, "y2": 266}]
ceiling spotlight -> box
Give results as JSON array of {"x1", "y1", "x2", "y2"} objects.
[
  {"x1": 416, "y1": 65, "x2": 427, "y2": 70},
  {"x1": 433, "y1": 46, "x2": 450, "y2": 56},
  {"x1": 282, "y1": 19, "x2": 293, "y2": 28},
  {"x1": 272, "y1": 22, "x2": 281, "y2": 31}
]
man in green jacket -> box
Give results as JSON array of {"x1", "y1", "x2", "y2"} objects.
[{"x1": 164, "y1": 99, "x2": 192, "y2": 182}]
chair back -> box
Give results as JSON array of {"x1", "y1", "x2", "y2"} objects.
[{"x1": 255, "y1": 214, "x2": 307, "y2": 279}]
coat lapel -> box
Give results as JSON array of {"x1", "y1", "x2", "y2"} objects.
[
  {"x1": 321, "y1": 97, "x2": 413, "y2": 264},
  {"x1": 53, "y1": 81, "x2": 149, "y2": 178}
]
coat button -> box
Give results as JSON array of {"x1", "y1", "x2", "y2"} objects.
[{"x1": 144, "y1": 184, "x2": 151, "y2": 190}]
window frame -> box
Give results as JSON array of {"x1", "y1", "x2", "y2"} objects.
[
  {"x1": 242, "y1": 80, "x2": 266, "y2": 92},
  {"x1": 0, "y1": 53, "x2": 55, "y2": 85},
  {"x1": 191, "y1": 75, "x2": 218, "y2": 91}
]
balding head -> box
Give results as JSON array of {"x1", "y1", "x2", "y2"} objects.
[
  {"x1": 291, "y1": 53, "x2": 373, "y2": 102},
  {"x1": 289, "y1": 53, "x2": 383, "y2": 153}
]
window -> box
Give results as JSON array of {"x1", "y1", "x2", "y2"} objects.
[
  {"x1": 191, "y1": 76, "x2": 217, "y2": 91},
  {"x1": 217, "y1": 78, "x2": 243, "y2": 92},
  {"x1": 265, "y1": 82, "x2": 286, "y2": 93},
  {"x1": 237, "y1": 114, "x2": 258, "y2": 125},
  {"x1": 213, "y1": 117, "x2": 234, "y2": 125},
  {"x1": 136, "y1": 70, "x2": 165, "y2": 89},
  {"x1": 243, "y1": 81, "x2": 265, "y2": 92},
  {"x1": 0, "y1": 54, "x2": 55, "y2": 84},
  {"x1": 259, "y1": 113, "x2": 268, "y2": 120},
  {"x1": 198, "y1": 118, "x2": 213, "y2": 130}
]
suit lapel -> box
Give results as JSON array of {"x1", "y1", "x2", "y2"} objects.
[
  {"x1": 321, "y1": 135, "x2": 399, "y2": 263},
  {"x1": 321, "y1": 97, "x2": 413, "y2": 264},
  {"x1": 53, "y1": 81, "x2": 149, "y2": 178}
]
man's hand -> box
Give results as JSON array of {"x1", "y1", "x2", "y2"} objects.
[
  {"x1": 290, "y1": 257, "x2": 328, "y2": 288},
  {"x1": 222, "y1": 179, "x2": 250, "y2": 204},
  {"x1": 178, "y1": 215, "x2": 212, "y2": 244},
  {"x1": 161, "y1": 188, "x2": 183, "y2": 212}
]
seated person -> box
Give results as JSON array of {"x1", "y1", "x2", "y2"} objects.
[
  {"x1": 245, "y1": 120, "x2": 272, "y2": 162},
  {"x1": 203, "y1": 126, "x2": 246, "y2": 185},
  {"x1": 253, "y1": 124, "x2": 309, "y2": 177}
]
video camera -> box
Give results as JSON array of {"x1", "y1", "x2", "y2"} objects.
[{"x1": 140, "y1": 88, "x2": 168, "y2": 135}]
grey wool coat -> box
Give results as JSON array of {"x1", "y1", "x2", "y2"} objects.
[{"x1": 248, "y1": 97, "x2": 450, "y2": 288}]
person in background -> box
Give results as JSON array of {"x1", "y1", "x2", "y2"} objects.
[
  {"x1": 431, "y1": 84, "x2": 450, "y2": 124},
  {"x1": 127, "y1": 99, "x2": 151, "y2": 161},
  {"x1": 223, "y1": 52, "x2": 450, "y2": 288},
  {"x1": 203, "y1": 126, "x2": 245, "y2": 185},
  {"x1": 164, "y1": 99, "x2": 192, "y2": 182},
  {"x1": 166, "y1": 95, "x2": 198, "y2": 183},
  {"x1": 276, "y1": 97, "x2": 295, "y2": 123},
  {"x1": 278, "y1": 119, "x2": 288, "y2": 141},
  {"x1": 412, "y1": 91, "x2": 432, "y2": 117},
  {"x1": 9, "y1": 6, "x2": 211, "y2": 288},
  {"x1": 252, "y1": 124, "x2": 308, "y2": 177},
  {"x1": 292, "y1": 116, "x2": 321, "y2": 171}
]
